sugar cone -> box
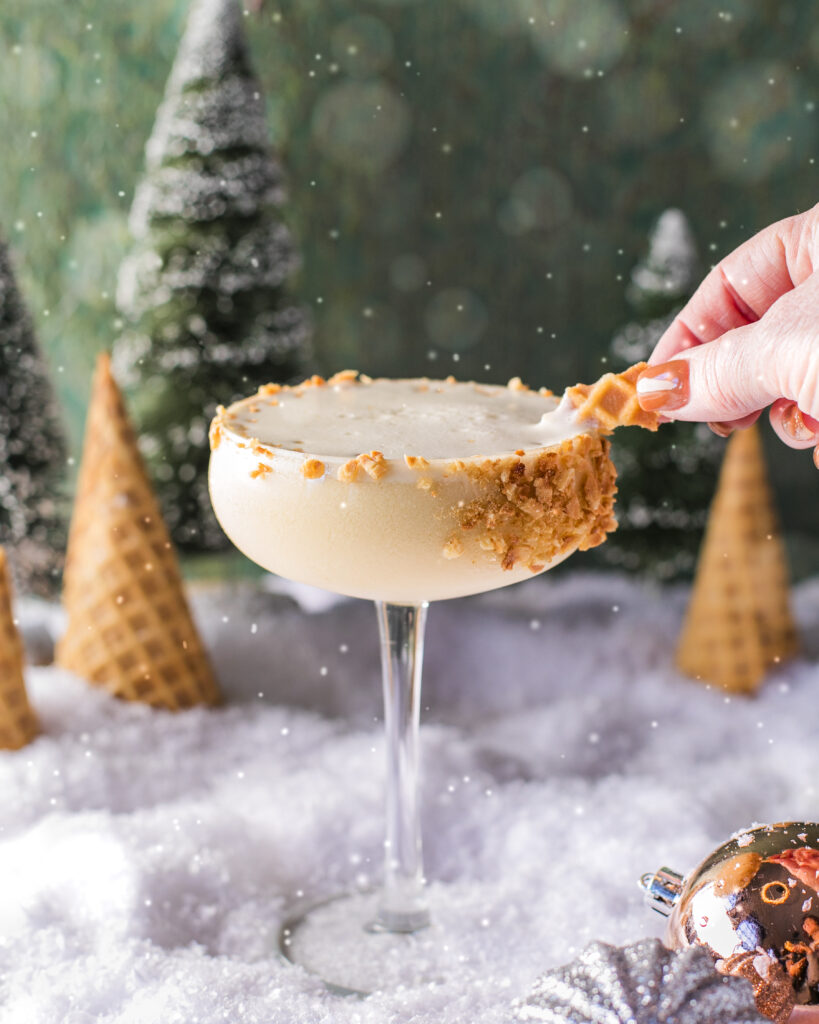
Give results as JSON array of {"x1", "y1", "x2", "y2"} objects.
[
  {"x1": 0, "y1": 548, "x2": 39, "y2": 749},
  {"x1": 675, "y1": 424, "x2": 798, "y2": 694},
  {"x1": 56, "y1": 353, "x2": 220, "y2": 710}
]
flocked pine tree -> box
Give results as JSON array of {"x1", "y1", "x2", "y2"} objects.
[
  {"x1": 0, "y1": 234, "x2": 67, "y2": 596},
  {"x1": 114, "y1": 0, "x2": 310, "y2": 551},
  {"x1": 598, "y1": 210, "x2": 724, "y2": 580}
]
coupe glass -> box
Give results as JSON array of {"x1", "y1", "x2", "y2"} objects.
[{"x1": 208, "y1": 376, "x2": 613, "y2": 994}]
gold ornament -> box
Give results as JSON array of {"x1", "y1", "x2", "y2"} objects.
[{"x1": 642, "y1": 822, "x2": 819, "y2": 1023}]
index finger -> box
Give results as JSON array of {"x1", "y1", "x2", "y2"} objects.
[{"x1": 649, "y1": 206, "x2": 818, "y2": 365}]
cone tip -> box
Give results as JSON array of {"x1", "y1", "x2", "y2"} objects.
[
  {"x1": 95, "y1": 350, "x2": 113, "y2": 376},
  {"x1": 90, "y1": 350, "x2": 123, "y2": 405}
]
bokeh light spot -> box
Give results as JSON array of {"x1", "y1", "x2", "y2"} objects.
[
  {"x1": 498, "y1": 166, "x2": 573, "y2": 235},
  {"x1": 601, "y1": 69, "x2": 681, "y2": 147},
  {"x1": 4, "y1": 47, "x2": 61, "y2": 109},
  {"x1": 424, "y1": 288, "x2": 488, "y2": 351},
  {"x1": 331, "y1": 15, "x2": 394, "y2": 78},
  {"x1": 312, "y1": 80, "x2": 411, "y2": 174},
  {"x1": 528, "y1": 0, "x2": 628, "y2": 78},
  {"x1": 390, "y1": 254, "x2": 427, "y2": 292},
  {"x1": 703, "y1": 62, "x2": 814, "y2": 183}
]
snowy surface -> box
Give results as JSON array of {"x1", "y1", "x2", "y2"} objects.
[{"x1": 3, "y1": 570, "x2": 819, "y2": 1022}]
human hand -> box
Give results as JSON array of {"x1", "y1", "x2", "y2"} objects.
[
  {"x1": 790, "y1": 1006, "x2": 819, "y2": 1023},
  {"x1": 635, "y1": 205, "x2": 819, "y2": 465}
]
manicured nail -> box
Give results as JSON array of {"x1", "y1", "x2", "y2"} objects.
[
  {"x1": 708, "y1": 421, "x2": 734, "y2": 438},
  {"x1": 781, "y1": 403, "x2": 816, "y2": 442},
  {"x1": 636, "y1": 361, "x2": 690, "y2": 412}
]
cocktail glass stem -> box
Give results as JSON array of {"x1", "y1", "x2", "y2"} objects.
[{"x1": 373, "y1": 601, "x2": 431, "y2": 933}]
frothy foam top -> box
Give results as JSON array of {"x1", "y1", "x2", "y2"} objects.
[{"x1": 221, "y1": 376, "x2": 587, "y2": 461}]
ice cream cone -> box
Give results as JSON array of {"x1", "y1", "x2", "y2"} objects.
[
  {"x1": 675, "y1": 424, "x2": 798, "y2": 694},
  {"x1": 565, "y1": 363, "x2": 662, "y2": 433},
  {"x1": 0, "y1": 548, "x2": 39, "y2": 749},
  {"x1": 56, "y1": 353, "x2": 220, "y2": 710}
]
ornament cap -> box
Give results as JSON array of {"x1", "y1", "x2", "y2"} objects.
[{"x1": 639, "y1": 866, "x2": 683, "y2": 917}]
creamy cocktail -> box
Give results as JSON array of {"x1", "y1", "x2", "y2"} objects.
[
  {"x1": 209, "y1": 372, "x2": 616, "y2": 604},
  {"x1": 208, "y1": 370, "x2": 616, "y2": 993}
]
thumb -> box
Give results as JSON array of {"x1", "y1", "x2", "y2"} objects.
[
  {"x1": 637, "y1": 270, "x2": 819, "y2": 423},
  {"x1": 637, "y1": 324, "x2": 778, "y2": 422}
]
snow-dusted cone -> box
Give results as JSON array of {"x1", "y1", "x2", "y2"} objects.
[
  {"x1": 565, "y1": 363, "x2": 662, "y2": 433},
  {"x1": 56, "y1": 354, "x2": 220, "y2": 710},
  {"x1": 676, "y1": 424, "x2": 798, "y2": 694},
  {"x1": 0, "y1": 548, "x2": 39, "y2": 749}
]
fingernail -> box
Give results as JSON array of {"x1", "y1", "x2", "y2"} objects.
[
  {"x1": 636, "y1": 360, "x2": 690, "y2": 412},
  {"x1": 708, "y1": 421, "x2": 734, "y2": 438},
  {"x1": 782, "y1": 403, "x2": 816, "y2": 442},
  {"x1": 814, "y1": 445, "x2": 819, "y2": 470}
]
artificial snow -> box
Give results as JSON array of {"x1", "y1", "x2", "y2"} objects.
[{"x1": 3, "y1": 570, "x2": 819, "y2": 1022}]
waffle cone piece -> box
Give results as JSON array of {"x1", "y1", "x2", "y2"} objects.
[
  {"x1": 56, "y1": 354, "x2": 220, "y2": 709},
  {"x1": 565, "y1": 362, "x2": 661, "y2": 433},
  {"x1": 0, "y1": 548, "x2": 39, "y2": 749},
  {"x1": 676, "y1": 424, "x2": 798, "y2": 694}
]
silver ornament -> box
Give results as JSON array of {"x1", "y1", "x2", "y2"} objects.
[
  {"x1": 642, "y1": 821, "x2": 819, "y2": 1023},
  {"x1": 512, "y1": 938, "x2": 766, "y2": 1023}
]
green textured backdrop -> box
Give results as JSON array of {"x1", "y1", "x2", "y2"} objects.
[{"x1": 1, "y1": 0, "x2": 819, "y2": 572}]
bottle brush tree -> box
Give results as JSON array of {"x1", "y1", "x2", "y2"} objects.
[
  {"x1": 0, "y1": 234, "x2": 68, "y2": 595},
  {"x1": 599, "y1": 209, "x2": 724, "y2": 580},
  {"x1": 114, "y1": 0, "x2": 311, "y2": 551}
]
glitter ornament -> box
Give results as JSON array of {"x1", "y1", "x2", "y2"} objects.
[
  {"x1": 512, "y1": 938, "x2": 766, "y2": 1023},
  {"x1": 642, "y1": 822, "x2": 819, "y2": 1023}
]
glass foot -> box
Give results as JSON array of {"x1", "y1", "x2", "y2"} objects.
[{"x1": 280, "y1": 891, "x2": 445, "y2": 996}]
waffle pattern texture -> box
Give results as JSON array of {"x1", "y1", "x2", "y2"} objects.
[
  {"x1": 676, "y1": 424, "x2": 798, "y2": 693},
  {"x1": 56, "y1": 354, "x2": 220, "y2": 710},
  {"x1": 566, "y1": 362, "x2": 661, "y2": 433},
  {"x1": 0, "y1": 547, "x2": 39, "y2": 748}
]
